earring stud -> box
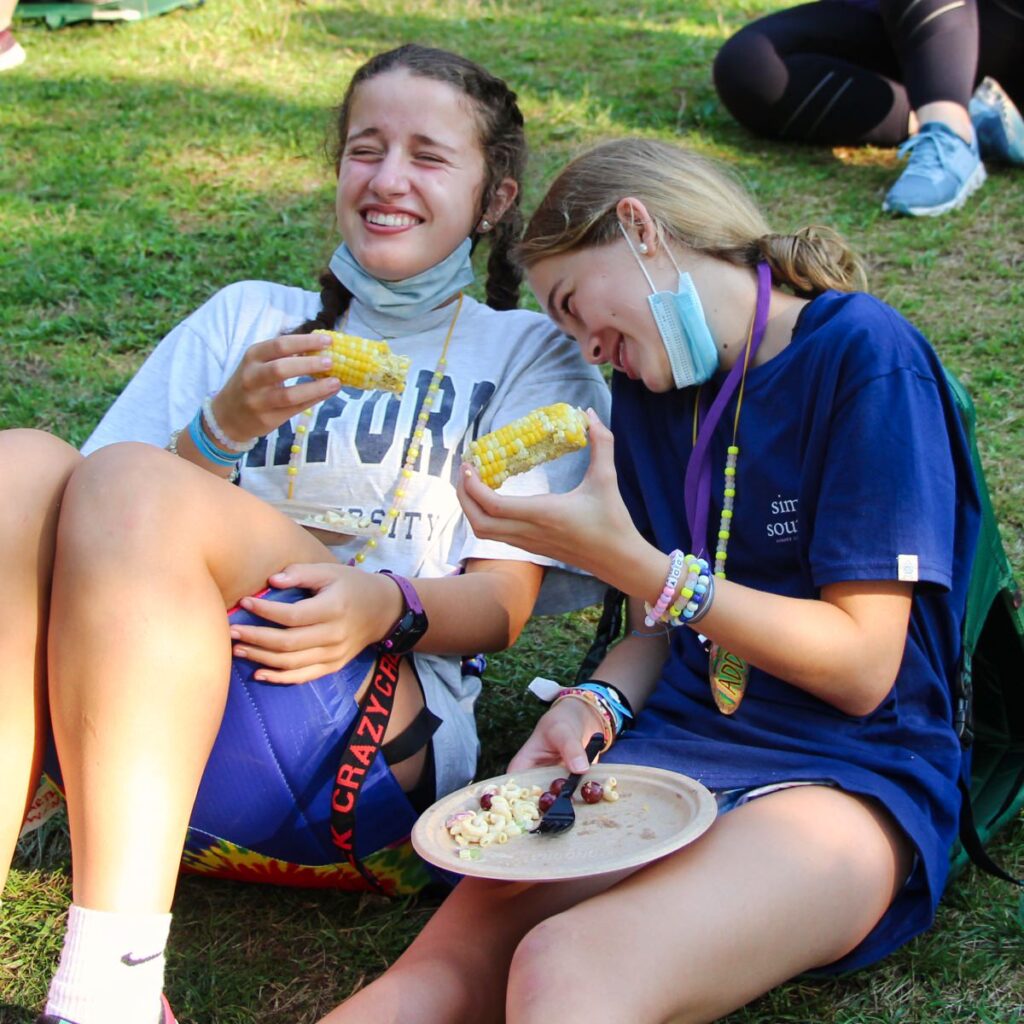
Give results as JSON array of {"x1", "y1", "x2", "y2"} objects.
[
  {"x1": 479, "y1": 218, "x2": 492, "y2": 232},
  {"x1": 637, "y1": 242, "x2": 649, "y2": 254}
]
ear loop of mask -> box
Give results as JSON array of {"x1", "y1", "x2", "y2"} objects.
[
  {"x1": 616, "y1": 217, "x2": 718, "y2": 389},
  {"x1": 617, "y1": 220, "x2": 685, "y2": 293}
]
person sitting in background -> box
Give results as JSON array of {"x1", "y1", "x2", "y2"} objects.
[{"x1": 713, "y1": 0, "x2": 1024, "y2": 217}]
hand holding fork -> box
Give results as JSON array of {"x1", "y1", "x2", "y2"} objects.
[{"x1": 530, "y1": 732, "x2": 606, "y2": 837}]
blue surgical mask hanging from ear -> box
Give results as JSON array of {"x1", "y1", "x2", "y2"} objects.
[
  {"x1": 618, "y1": 222, "x2": 719, "y2": 389},
  {"x1": 329, "y1": 237, "x2": 475, "y2": 320}
]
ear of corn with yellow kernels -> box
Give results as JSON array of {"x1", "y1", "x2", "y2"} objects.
[
  {"x1": 312, "y1": 330, "x2": 410, "y2": 394},
  {"x1": 467, "y1": 403, "x2": 590, "y2": 489}
]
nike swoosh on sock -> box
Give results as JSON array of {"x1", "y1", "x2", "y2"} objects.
[{"x1": 120, "y1": 950, "x2": 164, "y2": 967}]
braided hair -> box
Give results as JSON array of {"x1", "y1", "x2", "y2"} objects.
[{"x1": 295, "y1": 44, "x2": 527, "y2": 334}]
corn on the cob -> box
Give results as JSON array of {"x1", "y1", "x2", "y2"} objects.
[
  {"x1": 467, "y1": 403, "x2": 589, "y2": 489},
  {"x1": 312, "y1": 330, "x2": 410, "y2": 394}
]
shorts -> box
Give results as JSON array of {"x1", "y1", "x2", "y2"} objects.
[
  {"x1": 714, "y1": 779, "x2": 835, "y2": 814},
  {"x1": 38, "y1": 587, "x2": 441, "y2": 895}
]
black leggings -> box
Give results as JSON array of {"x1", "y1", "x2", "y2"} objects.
[{"x1": 713, "y1": 0, "x2": 1024, "y2": 146}]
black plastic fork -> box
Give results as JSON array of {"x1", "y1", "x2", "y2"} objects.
[{"x1": 530, "y1": 732, "x2": 606, "y2": 837}]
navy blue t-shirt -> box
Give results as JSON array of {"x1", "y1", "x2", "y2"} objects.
[{"x1": 605, "y1": 290, "x2": 980, "y2": 973}]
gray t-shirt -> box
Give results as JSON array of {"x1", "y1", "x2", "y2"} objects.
[{"x1": 85, "y1": 280, "x2": 611, "y2": 794}]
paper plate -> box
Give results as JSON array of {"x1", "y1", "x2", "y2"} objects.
[
  {"x1": 412, "y1": 764, "x2": 717, "y2": 882},
  {"x1": 267, "y1": 501, "x2": 379, "y2": 538}
]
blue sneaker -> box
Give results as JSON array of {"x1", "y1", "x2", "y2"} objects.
[
  {"x1": 883, "y1": 122, "x2": 986, "y2": 217},
  {"x1": 969, "y1": 77, "x2": 1024, "y2": 166}
]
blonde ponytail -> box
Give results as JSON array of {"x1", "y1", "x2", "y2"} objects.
[{"x1": 753, "y1": 226, "x2": 867, "y2": 296}]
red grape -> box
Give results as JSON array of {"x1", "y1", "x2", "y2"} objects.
[
  {"x1": 479, "y1": 792, "x2": 493, "y2": 810},
  {"x1": 538, "y1": 791, "x2": 556, "y2": 813},
  {"x1": 549, "y1": 777, "x2": 568, "y2": 795},
  {"x1": 580, "y1": 781, "x2": 603, "y2": 804}
]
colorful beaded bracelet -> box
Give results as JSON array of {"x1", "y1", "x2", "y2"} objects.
[
  {"x1": 666, "y1": 556, "x2": 712, "y2": 625},
  {"x1": 668, "y1": 571, "x2": 716, "y2": 627},
  {"x1": 645, "y1": 549, "x2": 687, "y2": 627}
]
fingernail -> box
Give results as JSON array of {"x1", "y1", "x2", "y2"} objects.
[
  {"x1": 239, "y1": 597, "x2": 252, "y2": 610},
  {"x1": 229, "y1": 629, "x2": 240, "y2": 640},
  {"x1": 319, "y1": 356, "x2": 333, "y2": 368},
  {"x1": 569, "y1": 756, "x2": 589, "y2": 773},
  {"x1": 234, "y1": 646, "x2": 247, "y2": 658}
]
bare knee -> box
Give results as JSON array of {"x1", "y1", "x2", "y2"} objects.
[
  {"x1": 0, "y1": 429, "x2": 80, "y2": 561},
  {"x1": 0, "y1": 428, "x2": 80, "y2": 510},
  {"x1": 58, "y1": 442, "x2": 194, "y2": 563},
  {"x1": 508, "y1": 913, "x2": 649, "y2": 1023}
]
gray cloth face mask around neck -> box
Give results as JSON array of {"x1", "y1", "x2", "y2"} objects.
[
  {"x1": 329, "y1": 237, "x2": 475, "y2": 320},
  {"x1": 619, "y1": 222, "x2": 719, "y2": 389}
]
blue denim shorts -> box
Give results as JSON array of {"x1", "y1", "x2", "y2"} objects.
[{"x1": 715, "y1": 779, "x2": 835, "y2": 815}]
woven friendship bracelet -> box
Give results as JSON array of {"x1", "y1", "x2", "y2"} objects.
[
  {"x1": 576, "y1": 680, "x2": 635, "y2": 735},
  {"x1": 551, "y1": 689, "x2": 615, "y2": 751},
  {"x1": 188, "y1": 408, "x2": 241, "y2": 467}
]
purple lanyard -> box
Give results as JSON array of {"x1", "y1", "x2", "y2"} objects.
[{"x1": 683, "y1": 262, "x2": 772, "y2": 558}]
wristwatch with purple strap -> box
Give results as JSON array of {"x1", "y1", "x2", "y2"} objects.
[{"x1": 376, "y1": 569, "x2": 429, "y2": 654}]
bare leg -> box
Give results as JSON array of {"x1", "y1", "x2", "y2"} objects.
[
  {"x1": 0, "y1": 430, "x2": 80, "y2": 893},
  {"x1": 913, "y1": 100, "x2": 974, "y2": 142},
  {"x1": 319, "y1": 870, "x2": 634, "y2": 1024},
  {"x1": 321, "y1": 785, "x2": 910, "y2": 1024},
  {"x1": 506, "y1": 785, "x2": 911, "y2": 1024},
  {"x1": 48, "y1": 442, "x2": 424, "y2": 913}
]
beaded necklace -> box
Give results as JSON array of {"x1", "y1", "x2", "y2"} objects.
[
  {"x1": 285, "y1": 291, "x2": 464, "y2": 566},
  {"x1": 684, "y1": 262, "x2": 772, "y2": 715}
]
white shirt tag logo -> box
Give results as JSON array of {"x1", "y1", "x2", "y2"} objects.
[{"x1": 897, "y1": 554, "x2": 919, "y2": 582}]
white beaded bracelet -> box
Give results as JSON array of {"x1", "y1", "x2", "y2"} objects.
[{"x1": 201, "y1": 395, "x2": 257, "y2": 454}]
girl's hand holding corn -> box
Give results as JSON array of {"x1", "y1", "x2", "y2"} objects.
[
  {"x1": 208, "y1": 333, "x2": 345, "y2": 446},
  {"x1": 228, "y1": 562, "x2": 404, "y2": 685},
  {"x1": 458, "y1": 409, "x2": 648, "y2": 590}
]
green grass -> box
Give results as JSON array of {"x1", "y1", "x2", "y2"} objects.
[{"x1": 2, "y1": 1, "x2": 1023, "y2": 1021}]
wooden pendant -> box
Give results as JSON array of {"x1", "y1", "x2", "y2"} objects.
[{"x1": 709, "y1": 642, "x2": 749, "y2": 715}]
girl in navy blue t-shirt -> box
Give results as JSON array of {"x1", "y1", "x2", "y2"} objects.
[{"x1": 323, "y1": 137, "x2": 980, "y2": 1024}]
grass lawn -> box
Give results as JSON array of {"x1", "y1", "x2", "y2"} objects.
[{"x1": 1, "y1": 1, "x2": 1022, "y2": 1021}]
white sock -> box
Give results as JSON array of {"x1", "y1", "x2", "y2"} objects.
[{"x1": 45, "y1": 904, "x2": 172, "y2": 1024}]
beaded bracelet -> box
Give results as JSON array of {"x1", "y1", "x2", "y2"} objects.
[
  {"x1": 666, "y1": 556, "x2": 712, "y2": 625},
  {"x1": 202, "y1": 395, "x2": 258, "y2": 454},
  {"x1": 551, "y1": 689, "x2": 615, "y2": 752},
  {"x1": 576, "y1": 680, "x2": 635, "y2": 735},
  {"x1": 668, "y1": 571, "x2": 716, "y2": 627},
  {"x1": 645, "y1": 549, "x2": 687, "y2": 627},
  {"x1": 188, "y1": 408, "x2": 240, "y2": 468}
]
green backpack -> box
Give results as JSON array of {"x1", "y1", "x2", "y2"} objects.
[
  {"x1": 944, "y1": 371, "x2": 1024, "y2": 884},
  {"x1": 577, "y1": 372, "x2": 1024, "y2": 884}
]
